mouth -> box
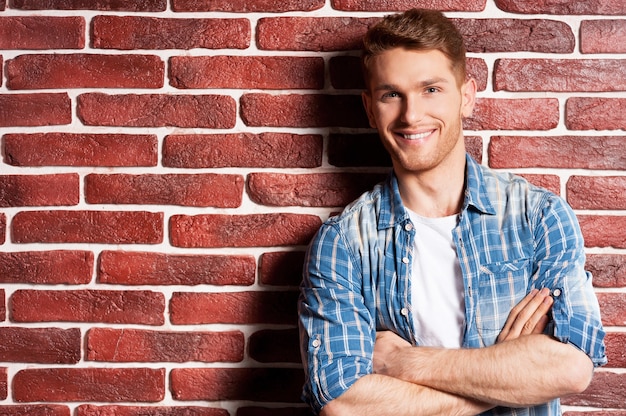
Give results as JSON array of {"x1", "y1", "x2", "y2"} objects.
[{"x1": 397, "y1": 130, "x2": 435, "y2": 140}]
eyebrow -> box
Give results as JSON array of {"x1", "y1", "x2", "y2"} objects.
[{"x1": 373, "y1": 77, "x2": 450, "y2": 92}]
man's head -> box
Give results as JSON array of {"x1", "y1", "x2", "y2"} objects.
[{"x1": 362, "y1": 9, "x2": 467, "y2": 89}]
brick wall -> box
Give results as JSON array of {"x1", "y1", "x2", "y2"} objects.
[{"x1": 0, "y1": 0, "x2": 625, "y2": 415}]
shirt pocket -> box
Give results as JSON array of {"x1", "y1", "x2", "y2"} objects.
[{"x1": 475, "y1": 258, "x2": 532, "y2": 344}]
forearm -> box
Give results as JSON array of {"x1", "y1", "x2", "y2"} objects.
[
  {"x1": 384, "y1": 334, "x2": 593, "y2": 407},
  {"x1": 320, "y1": 373, "x2": 492, "y2": 416}
]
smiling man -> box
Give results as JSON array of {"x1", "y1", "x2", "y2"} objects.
[{"x1": 298, "y1": 8, "x2": 606, "y2": 416}]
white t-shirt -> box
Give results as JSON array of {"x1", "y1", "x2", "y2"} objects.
[{"x1": 406, "y1": 209, "x2": 466, "y2": 348}]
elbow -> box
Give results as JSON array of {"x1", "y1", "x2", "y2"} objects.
[
  {"x1": 320, "y1": 399, "x2": 343, "y2": 416},
  {"x1": 563, "y1": 352, "x2": 594, "y2": 394}
]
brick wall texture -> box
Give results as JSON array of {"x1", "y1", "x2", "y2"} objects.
[{"x1": 1, "y1": 0, "x2": 625, "y2": 415}]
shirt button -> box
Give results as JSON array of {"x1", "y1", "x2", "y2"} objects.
[
  {"x1": 405, "y1": 223, "x2": 413, "y2": 231},
  {"x1": 552, "y1": 288, "x2": 561, "y2": 297},
  {"x1": 312, "y1": 339, "x2": 321, "y2": 348},
  {"x1": 401, "y1": 307, "x2": 409, "y2": 316},
  {"x1": 402, "y1": 257, "x2": 409, "y2": 264}
]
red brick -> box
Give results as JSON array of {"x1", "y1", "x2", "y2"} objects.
[
  {"x1": 0, "y1": 93, "x2": 71, "y2": 127},
  {"x1": 170, "y1": 56, "x2": 324, "y2": 89},
  {"x1": 604, "y1": 332, "x2": 626, "y2": 368},
  {"x1": 249, "y1": 328, "x2": 300, "y2": 363},
  {"x1": 170, "y1": 291, "x2": 298, "y2": 325},
  {"x1": 78, "y1": 93, "x2": 236, "y2": 128},
  {"x1": 494, "y1": 59, "x2": 626, "y2": 92},
  {"x1": 10, "y1": 289, "x2": 165, "y2": 325},
  {"x1": 247, "y1": 172, "x2": 386, "y2": 207},
  {"x1": 562, "y1": 372, "x2": 626, "y2": 409},
  {"x1": 257, "y1": 17, "x2": 378, "y2": 51},
  {"x1": 13, "y1": 368, "x2": 165, "y2": 402},
  {"x1": 0, "y1": 289, "x2": 5, "y2": 320},
  {"x1": 240, "y1": 93, "x2": 369, "y2": 128},
  {"x1": 85, "y1": 174, "x2": 244, "y2": 207},
  {"x1": 259, "y1": 251, "x2": 306, "y2": 286},
  {"x1": 517, "y1": 174, "x2": 561, "y2": 196},
  {"x1": 332, "y1": 0, "x2": 485, "y2": 11},
  {"x1": 92, "y1": 16, "x2": 249, "y2": 50},
  {"x1": 0, "y1": 250, "x2": 93, "y2": 284},
  {"x1": 0, "y1": 16, "x2": 84, "y2": 49},
  {"x1": 4, "y1": 133, "x2": 158, "y2": 167},
  {"x1": 77, "y1": 405, "x2": 229, "y2": 416},
  {"x1": 578, "y1": 215, "x2": 626, "y2": 249},
  {"x1": 170, "y1": 368, "x2": 303, "y2": 402},
  {"x1": 597, "y1": 292, "x2": 626, "y2": 326},
  {"x1": 587, "y1": 254, "x2": 626, "y2": 288},
  {"x1": 0, "y1": 367, "x2": 5, "y2": 400},
  {"x1": 87, "y1": 328, "x2": 244, "y2": 363},
  {"x1": 489, "y1": 136, "x2": 626, "y2": 170},
  {"x1": 465, "y1": 98, "x2": 559, "y2": 131},
  {"x1": 12, "y1": 0, "x2": 166, "y2": 11},
  {"x1": 567, "y1": 176, "x2": 626, "y2": 210},
  {"x1": 0, "y1": 214, "x2": 5, "y2": 244},
  {"x1": 330, "y1": 56, "x2": 488, "y2": 91},
  {"x1": 566, "y1": 98, "x2": 626, "y2": 131},
  {"x1": 581, "y1": 20, "x2": 626, "y2": 53},
  {"x1": 11, "y1": 210, "x2": 163, "y2": 244},
  {"x1": 172, "y1": 0, "x2": 323, "y2": 12},
  {"x1": 456, "y1": 19, "x2": 574, "y2": 53},
  {"x1": 0, "y1": 327, "x2": 80, "y2": 364},
  {"x1": 170, "y1": 213, "x2": 321, "y2": 248},
  {"x1": 0, "y1": 405, "x2": 70, "y2": 416},
  {"x1": 494, "y1": 0, "x2": 626, "y2": 15},
  {"x1": 163, "y1": 133, "x2": 322, "y2": 169},
  {"x1": 465, "y1": 136, "x2": 483, "y2": 164},
  {"x1": 98, "y1": 251, "x2": 255, "y2": 286},
  {"x1": 0, "y1": 174, "x2": 78, "y2": 207},
  {"x1": 7, "y1": 54, "x2": 164, "y2": 89}
]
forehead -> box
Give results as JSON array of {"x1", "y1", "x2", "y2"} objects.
[{"x1": 367, "y1": 48, "x2": 458, "y2": 87}]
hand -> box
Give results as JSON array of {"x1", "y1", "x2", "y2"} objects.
[
  {"x1": 497, "y1": 287, "x2": 553, "y2": 343},
  {"x1": 373, "y1": 331, "x2": 412, "y2": 375}
]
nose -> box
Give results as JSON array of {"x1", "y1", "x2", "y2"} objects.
[{"x1": 400, "y1": 94, "x2": 424, "y2": 125}]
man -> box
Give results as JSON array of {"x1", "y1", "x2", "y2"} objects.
[{"x1": 298, "y1": 8, "x2": 606, "y2": 416}]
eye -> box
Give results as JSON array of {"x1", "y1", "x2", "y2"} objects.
[
  {"x1": 381, "y1": 91, "x2": 400, "y2": 100},
  {"x1": 425, "y1": 86, "x2": 439, "y2": 94}
]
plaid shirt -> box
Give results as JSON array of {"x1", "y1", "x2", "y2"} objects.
[{"x1": 298, "y1": 155, "x2": 606, "y2": 415}]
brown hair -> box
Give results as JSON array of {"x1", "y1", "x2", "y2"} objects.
[{"x1": 362, "y1": 9, "x2": 467, "y2": 87}]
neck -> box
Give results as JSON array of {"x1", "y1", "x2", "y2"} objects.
[{"x1": 396, "y1": 157, "x2": 466, "y2": 218}]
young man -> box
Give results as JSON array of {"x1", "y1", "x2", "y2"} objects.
[{"x1": 298, "y1": 8, "x2": 606, "y2": 416}]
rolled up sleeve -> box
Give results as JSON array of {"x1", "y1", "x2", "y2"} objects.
[
  {"x1": 298, "y1": 223, "x2": 375, "y2": 414},
  {"x1": 533, "y1": 195, "x2": 607, "y2": 367}
]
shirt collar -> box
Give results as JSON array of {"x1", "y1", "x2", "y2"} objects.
[{"x1": 379, "y1": 154, "x2": 496, "y2": 230}]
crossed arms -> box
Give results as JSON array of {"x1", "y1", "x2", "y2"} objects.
[{"x1": 320, "y1": 288, "x2": 594, "y2": 416}]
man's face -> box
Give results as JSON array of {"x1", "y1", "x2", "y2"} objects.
[{"x1": 362, "y1": 48, "x2": 476, "y2": 178}]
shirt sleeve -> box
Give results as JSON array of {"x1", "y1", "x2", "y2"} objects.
[
  {"x1": 532, "y1": 194, "x2": 607, "y2": 367},
  {"x1": 298, "y1": 222, "x2": 376, "y2": 414}
]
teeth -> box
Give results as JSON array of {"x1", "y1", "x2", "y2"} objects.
[{"x1": 402, "y1": 131, "x2": 431, "y2": 140}]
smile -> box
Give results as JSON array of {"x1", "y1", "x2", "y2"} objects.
[{"x1": 400, "y1": 130, "x2": 434, "y2": 140}]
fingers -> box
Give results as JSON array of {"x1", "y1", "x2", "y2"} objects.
[{"x1": 497, "y1": 287, "x2": 553, "y2": 343}]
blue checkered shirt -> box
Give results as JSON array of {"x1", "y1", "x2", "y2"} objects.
[{"x1": 298, "y1": 155, "x2": 606, "y2": 415}]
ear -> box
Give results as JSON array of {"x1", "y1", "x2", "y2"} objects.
[
  {"x1": 361, "y1": 91, "x2": 378, "y2": 129},
  {"x1": 460, "y1": 77, "x2": 477, "y2": 118}
]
